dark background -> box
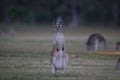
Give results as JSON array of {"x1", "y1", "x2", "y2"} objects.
[{"x1": 0, "y1": 0, "x2": 120, "y2": 27}]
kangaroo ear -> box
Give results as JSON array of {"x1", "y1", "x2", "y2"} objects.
[{"x1": 56, "y1": 16, "x2": 63, "y2": 24}]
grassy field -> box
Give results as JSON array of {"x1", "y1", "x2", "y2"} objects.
[{"x1": 0, "y1": 25, "x2": 120, "y2": 80}]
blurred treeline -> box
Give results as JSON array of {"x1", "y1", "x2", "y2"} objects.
[{"x1": 0, "y1": 0, "x2": 120, "y2": 26}]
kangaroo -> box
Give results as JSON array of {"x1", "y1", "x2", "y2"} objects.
[
  {"x1": 86, "y1": 33, "x2": 107, "y2": 51},
  {"x1": 116, "y1": 42, "x2": 120, "y2": 51},
  {"x1": 50, "y1": 17, "x2": 68, "y2": 74},
  {"x1": 116, "y1": 58, "x2": 120, "y2": 70},
  {"x1": 51, "y1": 50, "x2": 68, "y2": 73},
  {"x1": 51, "y1": 16, "x2": 65, "y2": 56}
]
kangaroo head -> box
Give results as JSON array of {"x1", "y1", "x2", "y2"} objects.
[{"x1": 53, "y1": 17, "x2": 63, "y2": 32}]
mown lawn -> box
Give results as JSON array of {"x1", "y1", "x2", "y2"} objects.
[{"x1": 0, "y1": 25, "x2": 120, "y2": 80}]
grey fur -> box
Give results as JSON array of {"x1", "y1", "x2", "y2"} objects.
[
  {"x1": 51, "y1": 17, "x2": 68, "y2": 74},
  {"x1": 86, "y1": 33, "x2": 107, "y2": 51},
  {"x1": 116, "y1": 42, "x2": 120, "y2": 51}
]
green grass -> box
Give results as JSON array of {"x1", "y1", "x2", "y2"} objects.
[{"x1": 0, "y1": 25, "x2": 120, "y2": 80}]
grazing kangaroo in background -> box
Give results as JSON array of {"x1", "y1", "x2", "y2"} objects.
[
  {"x1": 116, "y1": 42, "x2": 120, "y2": 51},
  {"x1": 50, "y1": 17, "x2": 68, "y2": 74},
  {"x1": 116, "y1": 58, "x2": 120, "y2": 70},
  {"x1": 116, "y1": 42, "x2": 120, "y2": 70},
  {"x1": 86, "y1": 33, "x2": 107, "y2": 51}
]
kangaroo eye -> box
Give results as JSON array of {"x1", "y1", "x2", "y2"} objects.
[{"x1": 55, "y1": 26, "x2": 57, "y2": 28}]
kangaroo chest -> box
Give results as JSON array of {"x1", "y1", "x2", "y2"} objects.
[{"x1": 54, "y1": 32, "x2": 64, "y2": 49}]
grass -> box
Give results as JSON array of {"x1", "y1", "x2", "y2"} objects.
[{"x1": 0, "y1": 24, "x2": 120, "y2": 80}]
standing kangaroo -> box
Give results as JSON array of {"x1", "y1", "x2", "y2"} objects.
[
  {"x1": 50, "y1": 17, "x2": 68, "y2": 74},
  {"x1": 51, "y1": 17, "x2": 65, "y2": 56}
]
